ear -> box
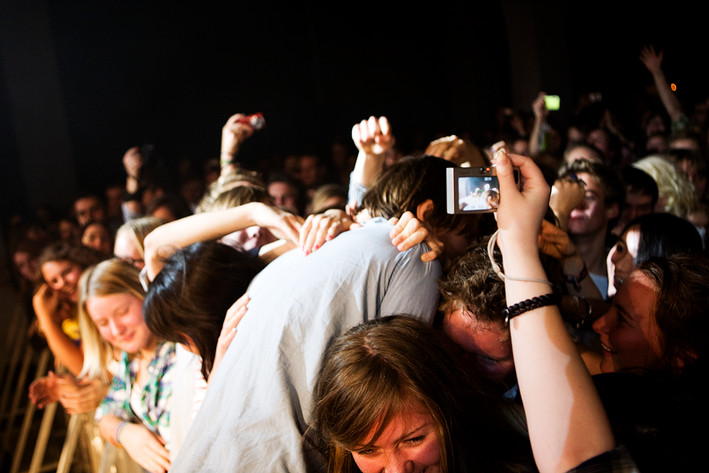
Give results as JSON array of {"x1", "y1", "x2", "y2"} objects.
[
  {"x1": 606, "y1": 202, "x2": 619, "y2": 220},
  {"x1": 415, "y1": 200, "x2": 435, "y2": 222}
]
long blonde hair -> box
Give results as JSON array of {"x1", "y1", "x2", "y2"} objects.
[{"x1": 77, "y1": 258, "x2": 145, "y2": 382}]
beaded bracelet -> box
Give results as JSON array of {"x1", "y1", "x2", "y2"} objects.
[{"x1": 502, "y1": 293, "x2": 561, "y2": 325}]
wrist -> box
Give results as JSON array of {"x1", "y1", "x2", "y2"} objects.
[
  {"x1": 220, "y1": 150, "x2": 235, "y2": 166},
  {"x1": 113, "y1": 421, "x2": 130, "y2": 447}
]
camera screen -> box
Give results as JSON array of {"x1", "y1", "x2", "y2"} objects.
[{"x1": 457, "y1": 176, "x2": 500, "y2": 211}]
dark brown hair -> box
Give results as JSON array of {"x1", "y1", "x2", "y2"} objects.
[
  {"x1": 637, "y1": 254, "x2": 709, "y2": 375},
  {"x1": 312, "y1": 316, "x2": 534, "y2": 473}
]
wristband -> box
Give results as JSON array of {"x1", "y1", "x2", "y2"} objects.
[
  {"x1": 114, "y1": 421, "x2": 129, "y2": 447},
  {"x1": 503, "y1": 293, "x2": 560, "y2": 325},
  {"x1": 220, "y1": 151, "x2": 234, "y2": 166}
]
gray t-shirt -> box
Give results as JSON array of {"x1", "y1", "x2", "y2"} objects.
[{"x1": 170, "y1": 218, "x2": 442, "y2": 473}]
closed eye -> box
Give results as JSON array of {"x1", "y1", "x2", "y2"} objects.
[
  {"x1": 354, "y1": 447, "x2": 376, "y2": 456},
  {"x1": 404, "y1": 435, "x2": 425, "y2": 445}
]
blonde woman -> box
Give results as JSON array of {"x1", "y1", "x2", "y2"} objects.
[{"x1": 78, "y1": 259, "x2": 176, "y2": 473}]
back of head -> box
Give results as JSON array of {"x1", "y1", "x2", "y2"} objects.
[
  {"x1": 360, "y1": 155, "x2": 481, "y2": 236},
  {"x1": 438, "y1": 242, "x2": 506, "y2": 325},
  {"x1": 78, "y1": 258, "x2": 144, "y2": 381},
  {"x1": 633, "y1": 155, "x2": 695, "y2": 218},
  {"x1": 145, "y1": 192, "x2": 193, "y2": 221},
  {"x1": 310, "y1": 183, "x2": 348, "y2": 214},
  {"x1": 117, "y1": 216, "x2": 166, "y2": 246},
  {"x1": 143, "y1": 241, "x2": 264, "y2": 379},
  {"x1": 198, "y1": 184, "x2": 271, "y2": 214},
  {"x1": 627, "y1": 213, "x2": 704, "y2": 265}
]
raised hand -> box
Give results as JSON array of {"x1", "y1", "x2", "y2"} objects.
[
  {"x1": 639, "y1": 45, "x2": 663, "y2": 75},
  {"x1": 351, "y1": 116, "x2": 395, "y2": 156}
]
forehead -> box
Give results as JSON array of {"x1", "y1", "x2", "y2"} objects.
[
  {"x1": 615, "y1": 271, "x2": 657, "y2": 320},
  {"x1": 75, "y1": 196, "x2": 101, "y2": 210},
  {"x1": 577, "y1": 172, "x2": 604, "y2": 195},
  {"x1": 41, "y1": 260, "x2": 78, "y2": 276},
  {"x1": 86, "y1": 292, "x2": 139, "y2": 318},
  {"x1": 268, "y1": 181, "x2": 296, "y2": 194},
  {"x1": 626, "y1": 191, "x2": 653, "y2": 206},
  {"x1": 84, "y1": 223, "x2": 109, "y2": 235},
  {"x1": 443, "y1": 307, "x2": 510, "y2": 351},
  {"x1": 360, "y1": 403, "x2": 432, "y2": 446}
]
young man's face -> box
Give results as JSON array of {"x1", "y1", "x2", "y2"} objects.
[
  {"x1": 619, "y1": 190, "x2": 654, "y2": 227},
  {"x1": 442, "y1": 305, "x2": 514, "y2": 385},
  {"x1": 568, "y1": 172, "x2": 615, "y2": 236}
]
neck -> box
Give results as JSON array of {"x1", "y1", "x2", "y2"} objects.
[
  {"x1": 136, "y1": 336, "x2": 158, "y2": 359},
  {"x1": 571, "y1": 228, "x2": 608, "y2": 276}
]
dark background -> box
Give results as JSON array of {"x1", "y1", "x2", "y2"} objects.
[{"x1": 1, "y1": 0, "x2": 707, "y2": 231}]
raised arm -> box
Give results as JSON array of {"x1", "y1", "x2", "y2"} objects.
[
  {"x1": 143, "y1": 202, "x2": 303, "y2": 281},
  {"x1": 348, "y1": 116, "x2": 395, "y2": 205},
  {"x1": 639, "y1": 46, "x2": 684, "y2": 123},
  {"x1": 219, "y1": 113, "x2": 259, "y2": 177},
  {"x1": 494, "y1": 149, "x2": 615, "y2": 473},
  {"x1": 32, "y1": 285, "x2": 84, "y2": 376},
  {"x1": 528, "y1": 92, "x2": 550, "y2": 157}
]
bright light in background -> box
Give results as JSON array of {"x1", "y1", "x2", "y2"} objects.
[{"x1": 671, "y1": 83, "x2": 677, "y2": 91}]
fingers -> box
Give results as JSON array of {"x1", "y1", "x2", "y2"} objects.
[
  {"x1": 143, "y1": 438, "x2": 171, "y2": 473},
  {"x1": 496, "y1": 149, "x2": 547, "y2": 194},
  {"x1": 223, "y1": 113, "x2": 254, "y2": 141},
  {"x1": 223, "y1": 293, "x2": 249, "y2": 337},
  {"x1": 352, "y1": 116, "x2": 392, "y2": 154},
  {"x1": 379, "y1": 116, "x2": 390, "y2": 137},
  {"x1": 300, "y1": 213, "x2": 348, "y2": 255},
  {"x1": 275, "y1": 214, "x2": 303, "y2": 245},
  {"x1": 390, "y1": 212, "x2": 427, "y2": 251},
  {"x1": 212, "y1": 294, "x2": 249, "y2": 381},
  {"x1": 389, "y1": 212, "x2": 443, "y2": 262}
]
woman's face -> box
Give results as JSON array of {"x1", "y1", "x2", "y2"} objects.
[
  {"x1": 86, "y1": 293, "x2": 154, "y2": 354},
  {"x1": 606, "y1": 226, "x2": 641, "y2": 297},
  {"x1": 350, "y1": 405, "x2": 441, "y2": 473},
  {"x1": 592, "y1": 270, "x2": 663, "y2": 373},
  {"x1": 13, "y1": 250, "x2": 38, "y2": 282},
  {"x1": 41, "y1": 260, "x2": 83, "y2": 303},
  {"x1": 81, "y1": 223, "x2": 112, "y2": 255}
]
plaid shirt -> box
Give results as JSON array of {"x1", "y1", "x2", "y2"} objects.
[{"x1": 96, "y1": 341, "x2": 177, "y2": 448}]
